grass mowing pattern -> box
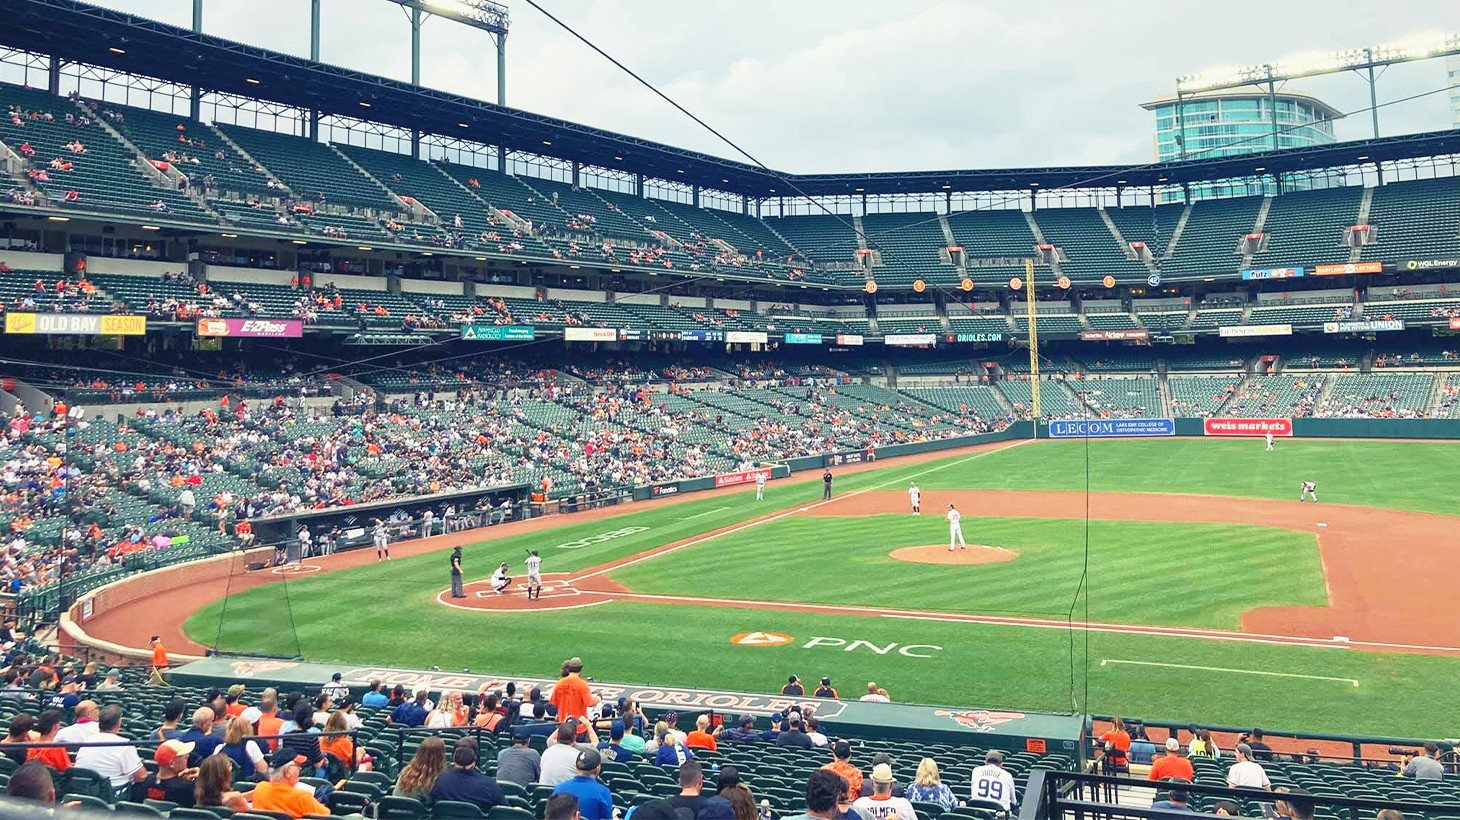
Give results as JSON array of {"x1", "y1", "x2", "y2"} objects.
[
  {"x1": 185, "y1": 438, "x2": 1460, "y2": 737},
  {"x1": 609, "y1": 516, "x2": 1325, "y2": 629}
]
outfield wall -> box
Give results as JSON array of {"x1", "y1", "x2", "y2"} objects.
[{"x1": 1041, "y1": 419, "x2": 1460, "y2": 440}]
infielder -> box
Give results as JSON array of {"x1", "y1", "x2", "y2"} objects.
[
  {"x1": 372, "y1": 517, "x2": 390, "y2": 562},
  {"x1": 946, "y1": 503, "x2": 967, "y2": 551},
  {"x1": 1300, "y1": 480, "x2": 1317, "y2": 502},
  {"x1": 1265, "y1": 431, "x2": 1274, "y2": 451},
  {"x1": 908, "y1": 482, "x2": 921, "y2": 515},
  {"x1": 755, "y1": 470, "x2": 766, "y2": 501},
  {"x1": 490, "y1": 561, "x2": 512, "y2": 594},
  {"x1": 525, "y1": 549, "x2": 543, "y2": 600}
]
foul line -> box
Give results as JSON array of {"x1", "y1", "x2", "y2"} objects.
[
  {"x1": 570, "y1": 438, "x2": 1031, "y2": 583},
  {"x1": 683, "y1": 506, "x2": 730, "y2": 520},
  {"x1": 1100, "y1": 658, "x2": 1361, "y2": 686}
]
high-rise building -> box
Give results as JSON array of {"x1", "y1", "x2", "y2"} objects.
[
  {"x1": 1448, "y1": 55, "x2": 1460, "y2": 128},
  {"x1": 1142, "y1": 89, "x2": 1342, "y2": 201}
]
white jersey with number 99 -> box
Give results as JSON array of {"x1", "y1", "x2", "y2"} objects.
[{"x1": 970, "y1": 764, "x2": 1016, "y2": 810}]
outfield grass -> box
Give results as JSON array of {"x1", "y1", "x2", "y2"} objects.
[
  {"x1": 610, "y1": 515, "x2": 1326, "y2": 629},
  {"x1": 186, "y1": 437, "x2": 1460, "y2": 738}
]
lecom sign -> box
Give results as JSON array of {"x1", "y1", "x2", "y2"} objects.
[{"x1": 1203, "y1": 418, "x2": 1293, "y2": 437}]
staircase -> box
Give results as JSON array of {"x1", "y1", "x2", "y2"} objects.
[
  {"x1": 937, "y1": 214, "x2": 968, "y2": 278},
  {"x1": 84, "y1": 103, "x2": 218, "y2": 218},
  {"x1": 332, "y1": 145, "x2": 435, "y2": 222},
  {"x1": 1242, "y1": 196, "x2": 1274, "y2": 268},
  {"x1": 989, "y1": 385, "x2": 1017, "y2": 417},
  {"x1": 1101, "y1": 208, "x2": 1157, "y2": 273},
  {"x1": 1213, "y1": 376, "x2": 1247, "y2": 416},
  {"x1": 1022, "y1": 211, "x2": 1062, "y2": 277},
  {"x1": 1313, "y1": 374, "x2": 1337, "y2": 411},
  {"x1": 1425, "y1": 373, "x2": 1450, "y2": 417},
  {"x1": 1162, "y1": 204, "x2": 1195, "y2": 260},
  {"x1": 1157, "y1": 375, "x2": 1174, "y2": 417},
  {"x1": 1350, "y1": 187, "x2": 1375, "y2": 263},
  {"x1": 213, "y1": 127, "x2": 293, "y2": 196}
]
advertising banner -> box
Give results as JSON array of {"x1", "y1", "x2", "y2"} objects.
[
  {"x1": 1047, "y1": 418, "x2": 1176, "y2": 439},
  {"x1": 725, "y1": 331, "x2": 769, "y2": 344},
  {"x1": 648, "y1": 482, "x2": 680, "y2": 498},
  {"x1": 1203, "y1": 418, "x2": 1293, "y2": 437},
  {"x1": 783, "y1": 332, "x2": 823, "y2": 345},
  {"x1": 1080, "y1": 329, "x2": 1150, "y2": 342},
  {"x1": 4, "y1": 313, "x2": 147, "y2": 336},
  {"x1": 618, "y1": 329, "x2": 644, "y2": 342},
  {"x1": 196, "y1": 318, "x2": 304, "y2": 338},
  {"x1": 713, "y1": 468, "x2": 771, "y2": 488},
  {"x1": 461, "y1": 325, "x2": 536, "y2": 341},
  {"x1": 1314, "y1": 262, "x2": 1383, "y2": 276},
  {"x1": 954, "y1": 332, "x2": 1003, "y2": 343},
  {"x1": 1241, "y1": 267, "x2": 1305, "y2": 281},
  {"x1": 564, "y1": 327, "x2": 619, "y2": 342},
  {"x1": 835, "y1": 334, "x2": 864, "y2": 346},
  {"x1": 1405, "y1": 259, "x2": 1460, "y2": 271},
  {"x1": 1322, "y1": 320, "x2": 1405, "y2": 334},
  {"x1": 884, "y1": 333, "x2": 938, "y2": 346},
  {"x1": 1219, "y1": 324, "x2": 1293, "y2": 338}
]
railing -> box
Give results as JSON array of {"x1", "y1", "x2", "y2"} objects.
[
  {"x1": 1090, "y1": 713, "x2": 1440, "y2": 766},
  {"x1": 1018, "y1": 769, "x2": 1460, "y2": 820}
]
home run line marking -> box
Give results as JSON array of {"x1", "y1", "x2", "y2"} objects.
[
  {"x1": 569, "y1": 438, "x2": 1031, "y2": 584},
  {"x1": 1100, "y1": 659, "x2": 1360, "y2": 686}
]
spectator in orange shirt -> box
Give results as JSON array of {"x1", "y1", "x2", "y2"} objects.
[
  {"x1": 25, "y1": 711, "x2": 69, "y2": 773},
  {"x1": 685, "y1": 714, "x2": 720, "y2": 752},
  {"x1": 1098, "y1": 716, "x2": 1132, "y2": 770},
  {"x1": 1148, "y1": 738, "x2": 1195, "y2": 782},
  {"x1": 251, "y1": 749, "x2": 330, "y2": 818},
  {"x1": 549, "y1": 658, "x2": 597, "y2": 742},
  {"x1": 821, "y1": 741, "x2": 863, "y2": 801}
]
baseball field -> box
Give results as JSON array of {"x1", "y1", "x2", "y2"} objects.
[{"x1": 176, "y1": 436, "x2": 1460, "y2": 738}]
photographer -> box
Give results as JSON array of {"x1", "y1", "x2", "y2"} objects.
[{"x1": 1402, "y1": 742, "x2": 1444, "y2": 780}]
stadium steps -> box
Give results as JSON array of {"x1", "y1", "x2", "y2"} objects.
[
  {"x1": 1426, "y1": 373, "x2": 1450, "y2": 416},
  {"x1": 1313, "y1": 374, "x2": 1336, "y2": 406},
  {"x1": 1351, "y1": 187, "x2": 1375, "y2": 262},
  {"x1": 1023, "y1": 211, "x2": 1061, "y2": 278},
  {"x1": 1158, "y1": 375, "x2": 1174, "y2": 417},
  {"x1": 1214, "y1": 376, "x2": 1247, "y2": 415},
  {"x1": 330, "y1": 144, "x2": 428, "y2": 221},
  {"x1": 1100, "y1": 207, "x2": 1157, "y2": 273},
  {"x1": 1241, "y1": 196, "x2": 1274, "y2": 268},
  {"x1": 81, "y1": 101, "x2": 220, "y2": 220},
  {"x1": 211, "y1": 127, "x2": 294, "y2": 196},
  {"x1": 852, "y1": 214, "x2": 868, "y2": 250},
  {"x1": 1161, "y1": 203, "x2": 1194, "y2": 259}
]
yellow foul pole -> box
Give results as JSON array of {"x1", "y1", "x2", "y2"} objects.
[{"x1": 1024, "y1": 258, "x2": 1040, "y2": 428}]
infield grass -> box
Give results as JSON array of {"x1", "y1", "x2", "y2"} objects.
[{"x1": 187, "y1": 437, "x2": 1460, "y2": 738}]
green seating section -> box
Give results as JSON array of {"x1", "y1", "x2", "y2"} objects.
[
  {"x1": 1105, "y1": 205, "x2": 1184, "y2": 260},
  {"x1": 996, "y1": 379, "x2": 1082, "y2": 420},
  {"x1": 1185, "y1": 753, "x2": 1460, "y2": 809},
  {"x1": 1361, "y1": 299, "x2": 1460, "y2": 324},
  {"x1": 214, "y1": 124, "x2": 396, "y2": 211},
  {"x1": 1223, "y1": 375, "x2": 1324, "y2": 417},
  {"x1": 105, "y1": 101, "x2": 274, "y2": 197},
  {"x1": 1249, "y1": 186, "x2": 1363, "y2": 269},
  {"x1": 1362, "y1": 176, "x2": 1460, "y2": 261},
  {"x1": 336, "y1": 144, "x2": 496, "y2": 241},
  {"x1": 1031, "y1": 208, "x2": 1147, "y2": 284},
  {"x1": 1071, "y1": 377, "x2": 1161, "y2": 418},
  {"x1": 764, "y1": 214, "x2": 860, "y2": 266},
  {"x1": 1248, "y1": 302, "x2": 1350, "y2": 327},
  {"x1": 1318, "y1": 373, "x2": 1436, "y2": 418},
  {"x1": 0, "y1": 269, "x2": 108, "y2": 312},
  {"x1": 0, "y1": 83, "x2": 209, "y2": 222},
  {"x1": 1075, "y1": 351, "x2": 1158, "y2": 373},
  {"x1": 1137, "y1": 311, "x2": 1189, "y2": 332},
  {"x1": 1441, "y1": 374, "x2": 1460, "y2": 418},
  {"x1": 903, "y1": 386, "x2": 1008, "y2": 420},
  {"x1": 946, "y1": 210, "x2": 1041, "y2": 284},
  {"x1": 1165, "y1": 351, "x2": 1250, "y2": 371},
  {"x1": 877, "y1": 316, "x2": 941, "y2": 335},
  {"x1": 1169, "y1": 375, "x2": 1241, "y2": 417},
  {"x1": 1160, "y1": 196, "x2": 1262, "y2": 275},
  {"x1": 1011, "y1": 302, "x2": 1081, "y2": 335},
  {"x1": 863, "y1": 212, "x2": 953, "y2": 286},
  {"x1": 1189, "y1": 308, "x2": 1243, "y2": 329}
]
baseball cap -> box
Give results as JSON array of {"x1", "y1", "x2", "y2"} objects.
[
  {"x1": 576, "y1": 748, "x2": 602, "y2": 771},
  {"x1": 821, "y1": 677, "x2": 832, "y2": 686},
  {"x1": 227, "y1": 684, "x2": 246, "y2": 697},
  {"x1": 240, "y1": 706, "x2": 262, "y2": 724},
  {"x1": 738, "y1": 715, "x2": 755, "y2": 727},
  {"x1": 105, "y1": 669, "x2": 120, "y2": 678},
  {"x1": 565, "y1": 657, "x2": 584, "y2": 672},
  {"x1": 153, "y1": 739, "x2": 195, "y2": 768},
  {"x1": 270, "y1": 747, "x2": 309, "y2": 769},
  {"x1": 833, "y1": 740, "x2": 852, "y2": 759},
  {"x1": 872, "y1": 763, "x2": 894, "y2": 783},
  {"x1": 788, "y1": 714, "x2": 802, "y2": 726},
  {"x1": 331, "y1": 672, "x2": 343, "y2": 681},
  {"x1": 1165, "y1": 738, "x2": 1180, "y2": 752},
  {"x1": 697, "y1": 798, "x2": 736, "y2": 820},
  {"x1": 985, "y1": 750, "x2": 1005, "y2": 764}
]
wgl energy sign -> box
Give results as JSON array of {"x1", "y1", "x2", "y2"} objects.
[{"x1": 1047, "y1": 418, "x2": 1176, "y2": 438}]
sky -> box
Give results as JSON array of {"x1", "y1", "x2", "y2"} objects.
[{"x1": 79, "y1": 0, "x2": 1460, "y2": 173}]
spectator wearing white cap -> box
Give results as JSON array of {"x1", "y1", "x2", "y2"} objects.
[
  {"x1": 1149, "y1": 737, "x2": 1195, "y2": 782},
  {"x1": 853, "y1": 763, "x2": 917, "y2": 820}
]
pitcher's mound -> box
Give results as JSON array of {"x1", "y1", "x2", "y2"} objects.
[{"x1": 890, "y1": 545, "x2": 1019, "y2": 565}]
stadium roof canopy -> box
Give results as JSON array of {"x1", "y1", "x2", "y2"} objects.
[{"x1": 9, "y1": 0, "x2": 1460, "y2": 199}]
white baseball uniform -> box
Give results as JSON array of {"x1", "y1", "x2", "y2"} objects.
[
  {"x1": 946, "y1": 508, "x2": 967, "y2": 551},
  {"x1": 525, "y1": 554, "x2": 542, "y2": 583},
  {"x1": 755, "y1": 471, "x2": 765, "y2": 501},
  {"x1": 1265, "y1": 432, "x2": 1274, "y2": 451},
  {"x1": 1301, "y1": 481, "x2": 1317, "y2": 502},
  {"x1": 908, "y1": 485, "x2": 921, "y2": 514},
  {"x1": 970, "y1": 764, "x2": 1016, "y2": 811}
]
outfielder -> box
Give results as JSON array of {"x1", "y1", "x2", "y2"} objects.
[
  {"x1": 525, "y1": 549, "x2": 543, "y2": 600},
  {"x1": 908, "y1": 482, "x2": 921, "y2": 515},
  {"x1": 490, "y1": 561, "x2": 512, "y2": 594},
  {"x1": 1300, "y1": 480, "x2": 1317, "y2": 502},
  {"x1": 1265, "y1": 431, "x2": 1274, "y2": 452},
  {"x1": 372, "y1": 517, "x2": 390, "y2": 562},
  {"x1": 755, "y1": 470, "x2": 766, "y2": 501},
  {"x1": 946, "y1": 503, "x2": 967, "y2": 551}
]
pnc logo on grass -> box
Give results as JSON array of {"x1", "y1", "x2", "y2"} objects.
[{"x1": 730, "y1": 631, "x2": 795, "y2": 647}]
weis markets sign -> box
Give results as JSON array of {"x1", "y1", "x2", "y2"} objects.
[
  {"x1": 1204, "y1": 418, "x2": 1293, "y2": 437},
  {"x1": 1048, "y1": 418, "x2": 1175, "y2": 439},
  {"x1": 196, "y1": 318, "x2": 304, "y2": 338}
]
